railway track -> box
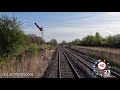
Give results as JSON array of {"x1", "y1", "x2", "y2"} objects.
[
  {"x1": 43, "y1": 46, "x2": 90, "y2": 78},
  {"x1": 58, "y1": 47, "x2": 80, "y2": 78},
  {"x1": 62, "y1": 47, "x2": 101, "y2": 78},
  {"x1": 65, "y1": 47, "x2": 120, "y2": 78},
  {"x1": 43, "y1": 46, "x2": 120, "y2": 78}
]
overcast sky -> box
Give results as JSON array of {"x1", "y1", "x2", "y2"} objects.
[{"x1": 0, "y1": 12, "x2": 120, "y2": 43}]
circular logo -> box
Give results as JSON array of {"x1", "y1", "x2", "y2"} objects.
[
  {"x1": 97, "y1": 61, "x2": 106, "y2": 70},
  {"x1": 93, "y1": 59, "x2": 111, "y2": 77}
]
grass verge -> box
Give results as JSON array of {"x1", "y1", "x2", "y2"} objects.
[{"x1": 0, "y1": 50, "x2": 54, "y2": 78}]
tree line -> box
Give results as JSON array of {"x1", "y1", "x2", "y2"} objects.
[{"x1": 66, "y1": 32, "x2": 120, "y2": 48}]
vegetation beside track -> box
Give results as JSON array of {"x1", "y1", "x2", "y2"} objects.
[{"x1": 0, "y1": 15, "x2": 57, "y2": 78}]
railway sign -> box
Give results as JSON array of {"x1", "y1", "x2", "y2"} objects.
[
  {"x1": 34, "y1": 22, "x2": 45, "y2": 59},
  {"x1": 34, "y1": 23, "x2": 43, "y2": 31},
  {"x1": 34, "y1": 22, "x2": 44, "y2": 49}
]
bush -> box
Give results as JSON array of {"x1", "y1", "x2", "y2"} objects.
[
  {"x1": 27, "y1": 44, "x2": 40, "y2": 54},
  {"x1": 0, "y1": 15, "x2": 25, "y2": 58}
]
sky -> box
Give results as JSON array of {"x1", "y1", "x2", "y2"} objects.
[{"x1": 0, "y1": 12, "x2": 120, "y2": 43}]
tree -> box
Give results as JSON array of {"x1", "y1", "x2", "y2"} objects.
[
  {"x1": 101, "y1": 38, "x2": 107, "y2": 47},
  {"x1": 50, "y1": 39, "x2": 58, "y2": 46},
  {"x1": 105, "y1": 35, "x2": 113, "y2": 47},
  {"x1": 112, "y1": 34, "x2": 120, "y2": 48},
  {"x1": 81, "y1": 32, "x2": 103, "y2": 47},
  {"x1": 95, "y1": 32, "x2": 103, "y2": 46},
  {"x1": 62, "y1": 40, "x2": 67, "y2": 45},
  {"x1": 71, "y1": 39, "x2": 81, "y2": 45},
  {"x1": 105, "y1": 34, "x2": 120, "y2": 48},
  {"x1": 0, "y1": 15, "x2": 25, "y2": 57},
  {"x1": 82, "y1": 35, "x2": 96, "y2": 46},
  {"x1": 24, "y1": 34, "x2": 43, "y2": 46}
]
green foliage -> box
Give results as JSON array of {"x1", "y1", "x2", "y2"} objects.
[
  {"x1": 23, "y1": 35, "x2": 56, "y2": 54},
  {"x1": 95, "y1": 32, "x2": 103, "y2": 46},
  {"x1": 113, "y1": 34, "x2": 120, "y2": 48},
  {"x1": 27, "y1": 44, "x2": 40, "y2": 54},
  {"x1": 0, "y1": 14, "x2": 57, "y2": 63},
  {"x1": 81, "y1": 32, "x2": 103, "y2": 46},
  {"x1": 24, "y1": 34, "x2": 44, "y2": 46},
  {"x1": 50, "y1": 39, "x2": 58, "y2": 46},
  {"x1": 105, "y1": 35, "x2": 113, "y2": 47},
  {"x1": 69, "y1": 39, "x2": 81, "y2": 45},
  {"x1": 105, "y1": 34, "x2": 120, "y2": 48},
  {"x1": 43, "y1": 44, "x2": 54, "y2": 50},
  {"x1": 82, "y1": 35, "x2": 96, "y2": 46},
  {"x1": 66, "y1": 32, "x2": 120, "y2": 48},
  {"x1": 0, "y1": 15, "x2": 25, "y2": 57},
  {"x1": 61, "y1": 40, "x2": 66, "y2": 45}
]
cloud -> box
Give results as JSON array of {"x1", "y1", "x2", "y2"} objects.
[
  {"x1": 23, "y1": 19, "x2": 120, "y2": 43},
  {"x1": 22, "y1": 12, "x2": 120, "y2": 43},
  {"x1": 106, "y1": 12, "x2": 120, "y2": 17},
  {"x1": 43, "y1": 26, "x2": 117, "y2": 43},
  {"x1": 104, "y1": 30, "x2": 114, "y2": 35}
]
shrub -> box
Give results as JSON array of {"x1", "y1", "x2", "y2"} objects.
[
  {"x1": 27, "y1": 44, "x2": 40, "y2": 54},
  {"x1": 0, "y1": 15, "x2": 25, "y2": 58}
]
